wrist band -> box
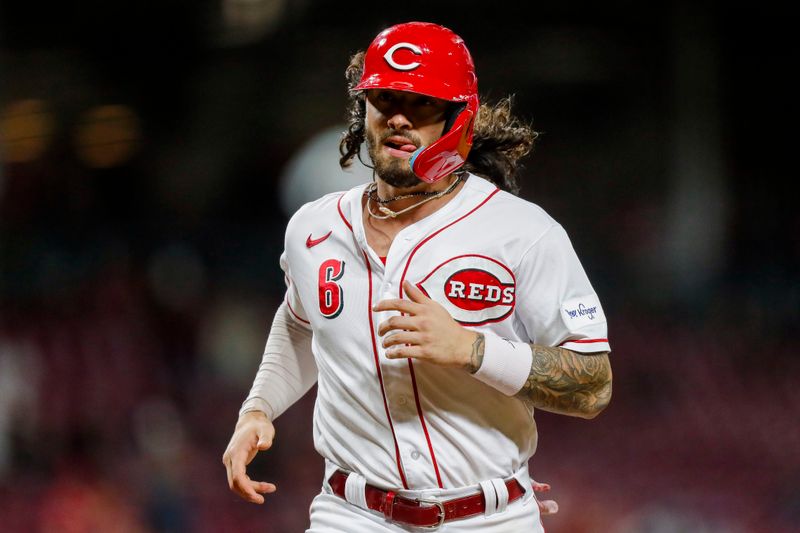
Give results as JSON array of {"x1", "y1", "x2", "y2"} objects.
[{"x1": 472, "y1": 334, "x2": 533, "y2": 396}]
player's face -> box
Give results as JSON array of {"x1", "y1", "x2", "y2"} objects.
[{"x1": 365, "y1": 89, "x2": 450, "y2": 188}]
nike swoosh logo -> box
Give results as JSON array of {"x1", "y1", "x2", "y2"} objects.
[{"x1": 306, "y1": 231, "x2": 332, "y2": 248}]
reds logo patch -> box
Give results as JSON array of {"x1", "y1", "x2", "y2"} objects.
[{"x1": 417, "y1": 255, "x2": 515, "y2": 325}]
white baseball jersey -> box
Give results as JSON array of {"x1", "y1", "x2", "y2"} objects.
[{"x1": 280, "y1": 174, "x2": 609, "y2": 491}]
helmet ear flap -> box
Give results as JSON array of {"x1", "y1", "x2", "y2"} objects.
[
  {"x1": 410, "y1": 96, "x2": 477, "y2": 183},
  {"x1": 442, "y1": 102, "x2": 467, "y2": 135}
]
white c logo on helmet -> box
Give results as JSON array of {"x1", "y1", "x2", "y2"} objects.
[{"x1": 383, "y1": 42, "x2": 422, "y2": 71}]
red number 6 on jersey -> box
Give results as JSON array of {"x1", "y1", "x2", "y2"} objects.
[{"x1": 318, "y1": 259, "x2": 345, "y2": 319}]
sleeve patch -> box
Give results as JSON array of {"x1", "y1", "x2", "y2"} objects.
[{"x1": 560, "y1": 294, "x2": 606, "y2": 331}]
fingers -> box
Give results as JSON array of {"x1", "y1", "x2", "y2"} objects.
[
  {"x1": 255, "y1": 481, "x2": 277, "y2": 495},
  {"x1": 402, "y1": 280, "x2": 430, "y2": 303},
  {"x1": 377, "y1": 315, "x2": 419, "y2": 337},
  {"x1": 531, "y1": 479, "x2": 557, "y2": 516},
  {"x1": 232, "y1": 473, "x2": 277, "y2": 504},
  {"x1": 224, "y1": 454, "x2": 234, "y2": 488},
  {"x1": 382, "y1": 331, "x2": 421, "y2": 349},
  {"x1": 226, "y1": 448, "x2": 277, "y2": 504},
  {"x1": 385, "y1": 345, "x2": 424, "y2": 360},
  {"x1": 373, "y1": 281, "x2": 432, "y2": 314},
  {"x1": 531, "y1": 479, "x2": 551, "y2": 492},
  {"x1": 537, "y1": 498, "x2": 559, "y2": 515},
  {"x1": 222, "y1": 446, "x2": 243, "y2": 487},
  {"x1": 373, "y1": 298, "x2": 421, "y2": 315},
  {"x1": 232, "y1": 473, "x2": 261, "y2": 503},
  {"x1": 228, "y1": 452, "x2": 248, "y2": 488}
]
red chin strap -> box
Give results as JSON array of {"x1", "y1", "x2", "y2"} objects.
[{"x1": 409, "y1": 95, "x2": 478, "y2": 183}]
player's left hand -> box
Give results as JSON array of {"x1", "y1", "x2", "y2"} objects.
[
  {"x1": 375, "y1": 280, "x2": 478, "y2": 368},
  {"x1": 532, "y1": 479, "x2": 559, "y2": 516}
]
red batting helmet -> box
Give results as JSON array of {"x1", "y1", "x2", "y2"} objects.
[{"x1": 355, "y1": 22, "x2": 479, "y2": 183}]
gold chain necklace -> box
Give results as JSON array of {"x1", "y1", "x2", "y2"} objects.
[{"x1": 365, "y1": 174, "x2": 463, "y2": 220}]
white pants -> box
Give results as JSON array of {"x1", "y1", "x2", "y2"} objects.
[{"x1": 306, "y1": 464, "x2": 544, "y2": 532}]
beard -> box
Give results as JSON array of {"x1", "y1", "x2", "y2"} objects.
[{"x1": 365, "y1": 128, "x2": 423, "y2": 189}]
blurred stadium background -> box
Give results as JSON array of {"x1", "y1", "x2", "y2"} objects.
[{"x1": 0, "y1": 1, "x2": 797, "y2": 531}]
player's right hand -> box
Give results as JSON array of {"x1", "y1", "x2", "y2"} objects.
[{"x1": 222, "y1": 410, "x2": 277, "y2": 504}]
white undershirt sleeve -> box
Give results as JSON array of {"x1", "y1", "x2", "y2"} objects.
[{"x1": 239, "y1": 302, "x2": 317, "y2": 421}]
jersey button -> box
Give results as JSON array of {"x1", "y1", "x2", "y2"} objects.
[
  {"x1": 398, "y1": 396, "x2": 407, "y2": 405},
  {"x1": 410, "y1": 450, "x2": 421, "y2": 460}
]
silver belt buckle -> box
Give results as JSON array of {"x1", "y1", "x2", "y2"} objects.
[{"x1": 415, "y1": 497, "x2": 445, "y2": 530}]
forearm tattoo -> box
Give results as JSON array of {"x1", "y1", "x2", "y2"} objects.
[
  {"x1": 467, "y1": 333, "x2": 485, "y2": 374},
  {"x1": 517, "y1": 345, "x2": 612, "y2": 417}
]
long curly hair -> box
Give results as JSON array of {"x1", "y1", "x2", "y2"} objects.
[{"x1": 339, "y1": 51, "x2": 538, "y2": 195}]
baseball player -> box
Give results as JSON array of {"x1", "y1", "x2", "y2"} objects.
[{"x1": 223, "y1": 21, "x2": 612, "y2": 531}]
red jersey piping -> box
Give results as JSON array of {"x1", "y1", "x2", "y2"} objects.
[
  {"x1": 285, "y1": 297, "x2": 310, "y2": 325},
  {"x1": 398, "y1": 186, "x2": 501, "y2": 489},
  {"x1": 362, "y1": 249, "x2": 409, "y2": 488},
  {"x1": 336, "y1": 192, "x2": 407, "y2": 486},
  {"x1": 560, "y1": 338, "x2": 609, "y2": 344},
  {"x1": 337, "y1": 194, "x2": 353, "y2": 231}
]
